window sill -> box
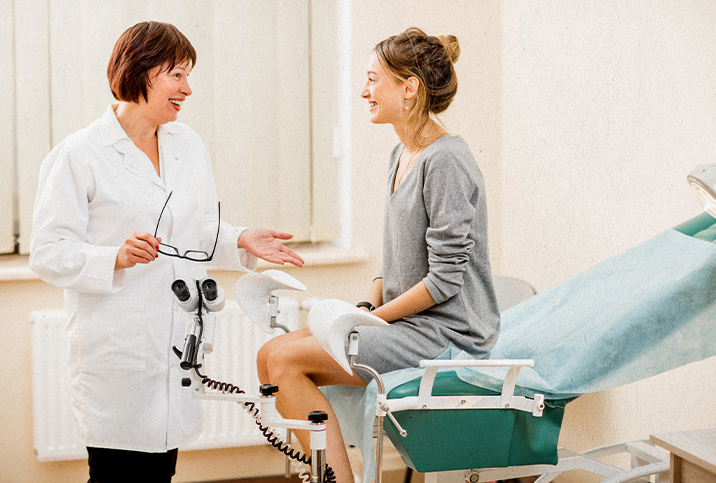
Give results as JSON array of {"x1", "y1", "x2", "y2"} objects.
[
  {"x1": 0, "y1": 255, "x2": 37, "y2": 282},
  {"x1": 0, "y1": 243, "x2": 370, "y2": 282}
]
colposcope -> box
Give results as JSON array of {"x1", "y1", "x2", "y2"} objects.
[
  {"x1": 170, "y1": 266, "x2": 412, "y2": 483},
  {"x1": 170, "y1": 267, "x2": 334, "y2": 483}
]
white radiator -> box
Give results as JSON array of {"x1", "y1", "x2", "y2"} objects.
[{"x1": 30, "y1": 298, "x2": 300, "y2": 462}]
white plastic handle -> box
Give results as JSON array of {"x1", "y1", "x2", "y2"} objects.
[
  {"x1": 234, "y1": 270, "x2": 306, "y2": 333},
  {"x1": 307, "y1": 299, "x2": 388, "y2": 374}
]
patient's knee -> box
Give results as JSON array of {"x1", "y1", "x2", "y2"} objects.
[
  {"x1": 258, "y1": 340, "x2": 295, "y2": 382},
  {"x1": 256, "y1": 342, "x2": 273, "y2": 383},
  {"x1": 265, "y1": 349, "x2": 299, "y2": 384},
  {"x1": 257, "y1": 341, "x2": 270, "y2": 367}
]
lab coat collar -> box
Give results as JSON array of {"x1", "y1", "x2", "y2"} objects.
[
  {"x1": 158, "y1": 121, "x2": 180, "y2": 136},
  {"x1": 98, "y1": 105, "x2": 133, "y2": 153},
  {"x1": 98, "y1": 105, "x2": 181, "y2": 188},
  {"x1": 99, "y1": 105, "x2": 181, "y2": 152}
]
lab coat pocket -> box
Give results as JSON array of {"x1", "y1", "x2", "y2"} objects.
[{"x1": 76, "y1": 296, "x2": 148, "y2": 372}]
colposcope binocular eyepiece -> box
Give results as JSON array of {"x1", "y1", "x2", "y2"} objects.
[
  {"x1": 171, "y1": 280, "x2": 192, "y2": 302},
  {"x1": 171, "y1": 269, "x2": 224, "y2": 313},
  {"x1": 201, "y1": 279, "x2": 219, "y2": 302}
]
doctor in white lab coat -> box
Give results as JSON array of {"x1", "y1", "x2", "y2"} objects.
[{"x1": 29, "y1": 21, "x2": 304, "y2": 483}]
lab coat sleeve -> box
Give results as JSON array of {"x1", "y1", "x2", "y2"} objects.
[
  {"x1": 29, "y1": 143, "x2": 125, "y2": 293},
  {"x1": 421, "y1": 153, "x2": 477, "y2": 304},
  {"x1": 213, "y1": 222, "x2": 257, "y2": 272}
]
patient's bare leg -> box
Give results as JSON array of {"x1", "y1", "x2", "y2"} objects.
[
  {"x1": 257, "y1": 328, "x2": 312, "y2": 385},
  {"x1": 259, "y1": 328, "x2": 368, "y2": 483}
]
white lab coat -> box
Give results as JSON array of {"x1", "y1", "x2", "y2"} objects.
[{"x1": 29, "y1": 105, "x2": 257, "y2": 452}]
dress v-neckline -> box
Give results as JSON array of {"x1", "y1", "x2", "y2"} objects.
[
  {"x1": 391, "y1": 135, "x2": 449, "y2": 195},
  {"x1": 392, "y1": 147, "x2": 423, "y2": 195}
]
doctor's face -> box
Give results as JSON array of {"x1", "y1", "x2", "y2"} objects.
[{"x1": 143, "y1": 62, "x2": 193, "y2": 125}]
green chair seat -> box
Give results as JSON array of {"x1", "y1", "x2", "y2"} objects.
[{"x1": 383, "y1": 371, "x2": 570, "y2": 473}]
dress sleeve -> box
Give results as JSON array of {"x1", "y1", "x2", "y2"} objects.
[
  {"x1": 29, "y1": 143, "x2": 125, "y2": 293},
  {"x1": 421, "y1": 152, "x2": 477, "y2": 304}
]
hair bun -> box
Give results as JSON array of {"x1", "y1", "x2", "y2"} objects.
[{"x1": 438, "y1": 35, "x2": 460, "y2": 64}]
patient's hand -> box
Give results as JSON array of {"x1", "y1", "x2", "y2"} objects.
[{"x1": 238, "y1": 228, "x2": 305, "y2": 267}]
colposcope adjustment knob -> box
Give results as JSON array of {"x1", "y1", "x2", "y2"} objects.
[
  {"x1": 260, "y1": 384, "x2": 279, "y2": 396},
  {"x1": 182, "y1": 377, "x2": 192, "y2": 387},
  {"x1": 308, "y1": 411, "x2": 328, "y2": 423}
]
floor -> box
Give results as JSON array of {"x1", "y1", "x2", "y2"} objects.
[
  {"x1": 210, "y1": 478, "x2": 304, "y2": 483},
  {"x1": 207, "y1": 471, "x2": 536, "y2": 483},
  {"x1": 208, "y1": 468, "x2": 415, "y2": 483}
]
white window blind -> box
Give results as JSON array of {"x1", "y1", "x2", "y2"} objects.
[
  {"x1": 5, "y1": 0, "x2": 340, "y2": 255},
  {"x1": 0, "y1": 0, "x2": 16, "y2": 254}
]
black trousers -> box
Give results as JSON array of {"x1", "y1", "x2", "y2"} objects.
[{"x1": 87, "y1": 447, "x2": 179, "y2": 483}]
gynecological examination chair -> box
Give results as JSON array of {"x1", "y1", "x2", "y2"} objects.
[{"x1": 310, "y1": 210, "x2": 716, "y2": 483}]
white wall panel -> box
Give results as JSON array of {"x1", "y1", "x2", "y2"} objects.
[
  {"x1": 15, "y1": 0, "x2": 51, "y2": 255},
  {"x1": 275, "y1": 1, "x2": 312, "y2": 241},
  {"x1": 210, "y1": 1, "x2": 312, "y2": 240},
  {"x1": 310, "y1": 0, "x2": 342, "y2": 242},
  {"x1": 0, "y1": 0, "x2": 16, "y2": 253}
]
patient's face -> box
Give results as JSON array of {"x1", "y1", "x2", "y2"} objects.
[{"x1": 361, "y1": 52, "x2": 404, "y2": 125}]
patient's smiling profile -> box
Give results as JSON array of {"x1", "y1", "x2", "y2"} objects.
[{"x1": 256, "y1": 27, "x2": 499, "y2": 482}]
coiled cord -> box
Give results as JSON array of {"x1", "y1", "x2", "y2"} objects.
[
  {"x1": 323, "y1": 466, "x2": 336, "y2": 482},
  {"x1": 196, "y1": 370, "x2": 336, "y2": 482},
  {"x1": 292, "y1": 458, "x2": 311, "y2": 483}
]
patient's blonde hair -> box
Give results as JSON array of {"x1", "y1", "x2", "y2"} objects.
[{"x1": 374, "y1": 27, "x2": 460, "y2": 147}]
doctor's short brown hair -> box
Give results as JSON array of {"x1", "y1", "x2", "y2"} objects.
[{"x1": 107, "y1": 21, "x2": 197, "y2": 104}]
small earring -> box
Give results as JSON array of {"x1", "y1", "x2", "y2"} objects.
[{"x1": 405, "y1": 99, "x2": 409, "y2": 110}]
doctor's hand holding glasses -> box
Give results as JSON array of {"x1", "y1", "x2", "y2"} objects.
[{"x1": 114, "y1": 191, "x2": 304, "y2": 270}]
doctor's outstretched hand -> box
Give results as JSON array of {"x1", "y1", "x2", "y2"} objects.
[
  {"x1": 238, "y1": 228, "x2": 305, "y2": 267},
  {"x1": 115, "y1": 232, "x2": 161, "y2": 270}
]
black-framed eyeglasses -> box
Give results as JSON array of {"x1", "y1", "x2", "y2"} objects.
[{"x1": 153, "y1": 191, "x2": 220, "y2": 262}]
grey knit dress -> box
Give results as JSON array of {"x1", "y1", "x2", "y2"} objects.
[{"x1": 354, "y1": 135, "x2": 500, "y2": 381}]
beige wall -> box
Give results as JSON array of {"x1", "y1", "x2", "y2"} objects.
[
  {"x1": 3, "y1": 0, "x2": 716, "y2": 482},
  {"x1": 500, "y1": 1, "x2": 716, "y2": 481}
]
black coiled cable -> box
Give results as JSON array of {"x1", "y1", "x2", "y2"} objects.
[
  {"x1": 196, "y1": 370, "x2": 336, "y2": 481},
  {"x1": 323, "y1": 466, "x2": 336, "y2": 482}
]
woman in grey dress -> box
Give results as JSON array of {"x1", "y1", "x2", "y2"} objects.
[{"x1": 256, "y1": 27, "x2": 500, "y2": 482}]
